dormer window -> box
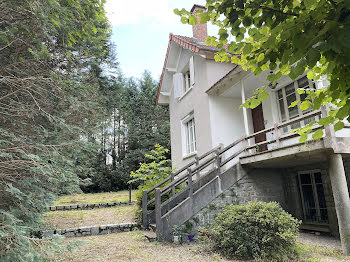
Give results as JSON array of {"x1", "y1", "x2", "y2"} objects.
[{"x1": 173, "y1": 56, "x2": 195, "y2": 100}]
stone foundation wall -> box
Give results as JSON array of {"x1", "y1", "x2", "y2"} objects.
[
  {"x1": 49, "y1": 201, "x2": 135, "y2": 211},
  {"x1": 184, "y1": 168, "x2": 285, "y2": 231},
  {"x1": 40, "y1": 223, "x2": 141, "y2": 238}
]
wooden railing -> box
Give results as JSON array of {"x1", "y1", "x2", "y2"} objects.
[
  {"x1": 244, "y1": 109, "x2": 323, "y2": 152},
  {"x1": 142, "y1": 137, "x2": 245, "y2": 227},
  {"x1": 142, "y1": 107, "x2": 347, "y2": 231}
]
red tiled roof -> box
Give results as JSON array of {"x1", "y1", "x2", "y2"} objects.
[{"x1": 156, "y1": 34, "x2": 222, "y2": 104}]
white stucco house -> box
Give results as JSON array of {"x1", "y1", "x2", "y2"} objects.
[{"x1": 149, "y1": 4, "x2": 350, "y2": 252}]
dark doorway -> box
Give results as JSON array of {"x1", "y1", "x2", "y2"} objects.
[{"x1": 251, "y1": 104, "x2": 267, "y2": 152}]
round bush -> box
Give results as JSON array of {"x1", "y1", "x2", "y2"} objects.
[{"x1": 201, "y1": 201, "x2": 301, "y2": 260}]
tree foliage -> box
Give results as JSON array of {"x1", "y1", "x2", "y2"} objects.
[
  {"x1": 176, "y1": 0, "x2": 350, "y2": 138},
  {"x1": 0, "y1": 0, "x2": 114, "y2": 260},
  {"x1": 130, "y1": 144, "x2": 172, "y2": 184},
  {"x1": 80, "y1": 70, "x2": 170, "y2": 193}
]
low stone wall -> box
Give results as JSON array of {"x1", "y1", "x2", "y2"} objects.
[
  {"x1": 49, "y1": 201, "x2": 135, "y2": 211},
  {"x1": 41, "y1": 223, "x2": 141, "y2": 238}
]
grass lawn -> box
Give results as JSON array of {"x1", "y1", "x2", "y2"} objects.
[
  {"x1": 52, "y1": 231, "x2": 234, "y2": 262},
  {"x1": 44, "y1": 205, "x2": 136, "y2": 229},
  {"x1": 54, "y1": 190, "x2": 136, "y2": 206},
  {"x1": 296, "y1": 243, "x2": 350, "y2": 261},
  {"x1": 50, "y1": 231, "x2": 350, "y2": 262}
]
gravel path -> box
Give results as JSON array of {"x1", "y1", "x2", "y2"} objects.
[{"x1": 298, "y1": 232, "x2": 342, "y2": 250}]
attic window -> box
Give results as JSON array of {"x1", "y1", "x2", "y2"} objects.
[
  {"x1": 184, "y1": 71, "x2": 191, "y2": 93},
  {"x1": 172, "y1": 56, "x2": 195, "y2": 100}
]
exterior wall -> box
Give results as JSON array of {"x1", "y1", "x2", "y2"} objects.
[
  {"x1": 186, "y1": 168, "x2": 286, "y2": 229},
  {"x1": 205, "y1": 60, "x2": 235, "y2": 88},
  {"x1": 169, "y1": 49, "x2": 235, "y2": 170},
  {"x1": 208, "y1": 95, "x2": 245, "y2": 151}
]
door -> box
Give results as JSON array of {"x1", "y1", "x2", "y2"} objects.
[
  {"x1": 298, "y1": 171, "x2": 328, "y2": 224},
  {"x1": 251, "y1": 104, "x2": 267, "y2": 152}
]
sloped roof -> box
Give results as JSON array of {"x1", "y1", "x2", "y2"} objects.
[{"x1": 156, "y1": 33, "x2": 222, "y2": 104}]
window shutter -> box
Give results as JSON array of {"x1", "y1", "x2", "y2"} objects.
[
  {"x1": 173, "y1": 73, "x2": 184, "y2": 98},
  {"x1": 189, "y1": 56, "x2": 195, "y2": 86}
]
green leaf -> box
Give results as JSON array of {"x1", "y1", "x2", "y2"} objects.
[
  {"x1": 250, "y1": 98, "x2": 260, "y2": 109},
  {"x1": 174, "y1": 8, "x2": 181, "y2": 15},
  {"x1": 180, "y1": 17, "x2": 188, "y2": 24},
  {"x1": 299, "y1": 133, "x2": 308, "y2": 143},
  {"x1": 289, "y1": 60, "x2": 306, "y2": 79},
  {"x1": 318, "y1": 116, "x2": 333, "y2": 126},
  {"x1": 51, "y1": 18, "x2": 60, "y2": 28},
  {"x1": 304, "y1": 0, "x2": 317, "y2": 9},
  {"x1": 300, "y1": 101, "x2": 312, "y2": 111},
  {"x1": 189, "y1": 15, "x2": 197, "y2": 25},
  {"x1": 257, "y1": 53, "x2": 265, "y2": 62},
  {"x1": 242, "y1": 44, "x2": 253, "y2": 55},
  {"x1": 258, "y1": 91, "x2": 269, "y2": 101},
  {"x1": 336, "y1": 105, "x2": 349, "y2": 119},
  {"x1": 312, "y1": 129, "x2": 324, "y2": 139},
  {"x1": 334, "y1": 121, "x2": 344, "y2": 131},
  {"x1": 307, "y1": 70, "x2": 315, "y2": 79},
  {"x1": 231, "y1": 56, "x2": 241, "y2": 64},
  {"x1": 289, "y1": 100, "x2": 300, "y2": 108},
  {"x1": 242, "y1": 16, "x2": 252, "y2": 27}
]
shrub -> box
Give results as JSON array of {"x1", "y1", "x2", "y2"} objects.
[
  {"x1": 201, "y1": 201, "x2": 301, "y2": 260},
  {"x1": 129, "y1": 145, "x2": 173, "y2": 222}
]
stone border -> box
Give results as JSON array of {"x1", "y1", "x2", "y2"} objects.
[
  {"x1": 48, "y1": 201, "x2": 136, "y2": 211},
  {"x1": 40, "y1": 223, "x2": 141, "y2": 238}
]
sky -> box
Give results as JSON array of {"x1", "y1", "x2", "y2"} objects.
[{"x1": 104, "y1": 0, "x2": 218, "y2": 80}]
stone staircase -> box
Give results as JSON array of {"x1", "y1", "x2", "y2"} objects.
[{"x1": 141, "y1": 137, "x2": 247, "y2": 241}]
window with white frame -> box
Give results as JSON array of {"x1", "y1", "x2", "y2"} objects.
[
  {"x1": 182, "y1": 113, "x2": 196, "y2": 155},
  {"x1": 184, "y1": 70, "x2": 191, "y2": 93},
  {"x1": 173, "y1": 56, "x2": 195, "y2": 99},
  {"x1": 277, "y1": 76, "x2": 316, "y2": 131}
]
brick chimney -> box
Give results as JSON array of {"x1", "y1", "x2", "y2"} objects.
[{"x1": 190, "y1": 4, "x2": 207, "y2": 41}]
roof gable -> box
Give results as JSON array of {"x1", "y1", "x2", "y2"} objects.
[{"x1": 156, "y1": 34, "x2": 222, "y2": 104}]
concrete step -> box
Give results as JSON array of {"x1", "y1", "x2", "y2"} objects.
[
  {"x1": 143, "y1": 230, "x2": 157, "y2": 242},
  {"x1": 149, "y1": 223, "x2": 156, "y2": 232}
]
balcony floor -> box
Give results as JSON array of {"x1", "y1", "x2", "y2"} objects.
[{"x1": 239, "y1": 139, "x2": 332, "y2": 168}]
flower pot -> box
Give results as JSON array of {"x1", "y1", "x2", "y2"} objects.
[{"x1": 173, "y1": 235, "x2": 180, "y2": 244}]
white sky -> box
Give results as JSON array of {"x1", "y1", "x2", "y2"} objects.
[{"x1": 105, "y1": 0, "x2": 218, "y2": 80}]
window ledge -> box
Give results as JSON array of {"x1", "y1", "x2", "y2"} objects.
[
  {"x1": 178, "y1": 86, "x2": 193, "y2": 102},
  {"x1": 182, "y1": 151, "x2": 197, "y2": 160}
]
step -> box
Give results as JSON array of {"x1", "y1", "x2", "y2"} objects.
[
  {"x1": 143, "y1": 230, "x2": 157, "y2": 242},
  {"x1": 149, "y1": 223, "x2": 156, "y2": 232}
]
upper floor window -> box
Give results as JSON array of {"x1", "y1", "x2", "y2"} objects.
[
  {"x1": 173, "y1": 56, "x2": 195, "y2": 99},
  {"x1": 277, "y1": 76, "x2": 316, "y2": 131},
  {"x1": 184, "y1": 70, "x2": 191, "y2": 93},
  {"x1": 182, "y1": 112, "x2": 196, "y2": 156}
]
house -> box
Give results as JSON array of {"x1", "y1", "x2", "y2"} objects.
[{"x1": 149, "y1": 4, "x2": 350, "y2": 253}]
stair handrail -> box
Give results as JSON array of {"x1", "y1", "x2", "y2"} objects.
[{"x1": 145, "y1": 144, "x2": 222, "y2": 194}]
